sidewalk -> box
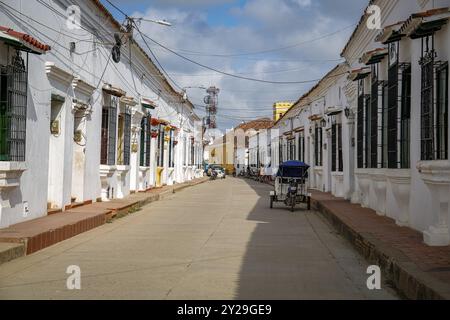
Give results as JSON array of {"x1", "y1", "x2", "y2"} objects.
[
  {"x1": 0, "y1": 177, "x2": 208, "y2": 265},
  {"x1": 310, "y1": 190, "x2": 450, "y2": 300}
]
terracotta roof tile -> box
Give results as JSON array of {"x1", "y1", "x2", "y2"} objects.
[{"x1": 0, "y1": 26, "x2": 51, "y2": 53}]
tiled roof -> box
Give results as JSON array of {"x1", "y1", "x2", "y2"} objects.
[
  {"x1": 235, "y1": 118, "x2": 274, "y2": 131},
  {"x1": 0, "y1": 26, "x2": 51, "y2": 54}
]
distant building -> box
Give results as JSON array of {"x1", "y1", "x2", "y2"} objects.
[{"x1": 273, "y1": 102, "x2": 293, "y2": 121}]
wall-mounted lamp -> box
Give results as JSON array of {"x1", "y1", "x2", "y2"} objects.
[
  {"x1": 320, "y1": 118, "x2": 327, "y2": 128},
  {"x1": 344, "y1": 107, "x2": 352, "y2": 119}
]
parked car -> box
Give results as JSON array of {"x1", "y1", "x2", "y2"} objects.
[{"x1": 207, "y1": 165, "x2": 226, "y2": 179}]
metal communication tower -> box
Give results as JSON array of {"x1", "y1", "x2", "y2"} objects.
[{"x1": 203, "y1": 86, "x2": 220, "y2": 129}]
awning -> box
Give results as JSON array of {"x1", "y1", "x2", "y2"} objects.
[
  {"x1": 102, "y1": 84, "x2": 125, "y2": 97},
  {"x1": 0, "y1": 26, "x2": 50, "y2": 55},
  {"x1": 348, "y1": 68, "x2": 371, "y2": 81},
  {"x1": 141, "y1": 97, "x2": 157, "y2": 109},
  {"x1": 400, "y1": 7, "x2": 450, "y2": 39},
  {"x1": 375, "y1": 21, "x2": 405, "y2": 44},
  {"x1": 360, "y1": 48, "x2": 388, "y2": 65}
]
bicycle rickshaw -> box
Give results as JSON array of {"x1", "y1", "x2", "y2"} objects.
[{"x1": 269, "y1": 161, "x2": 311, "y2": 212}]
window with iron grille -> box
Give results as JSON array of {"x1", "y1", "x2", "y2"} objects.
[
  {"x1": 123, "y1": 109, "x2": 131, "y2": 166},
  {"x1": 140, "y1": 116, "x2": 151, "y2": 167},
  {"x1": 338, "y1": 123, "x2": 343, "y2": 172},
  {"x1": 420, "y1": 49, "x2": 434, "y2": 160},
  {"x1": 278, "y1": 137, "x2": 283, "y2": 163},
  {"x1": 168, "y1": 129, "x2": 175, "y2": 167},
  {"x1": 157, "y1": 124, "x2": 165, "y2": 166},
  {"x1": 382, "y1": 82, "x2": 389, "y2": 168},
  {"x1": 357, "y1": 83, "x2": 365, "y2": 168},
  {"x1": 315, "y1": 126, "x2": 322, "y2": 166},
  {"x1": 298, "y1": 131, "x2": 305, "y2": 162},
  {"x1": 387, "y1": 60, "x2": 399, "y2": 168},
  {"x1": 436, "y1": 63, "x2": 448, "y2": 160},
  {"x1": 419, "y1": 35, "x2": 448, "y2": 161},
  {"x1": 100, "y1": 94, "x2": 117, "y2": 165},
  {"x1": 287, "y1": 138, "x2": 295, "y2": 160},
  {"x1": 400, "y1": 65, "x2": 411, "y2": 168},
  {"x1": 331, "y1": 120, "x2": 343, "y2": 172},
  {"x1": 0, "y1": 52, "x2": 27, "y2": 162},
  {"x1": 190, "y1": 137, "x2": 195, "y2": 166},
  {"x1": 331, "y1": 123, "x2": 337, "y2": 172},
  {"x1": 370, "y1": 65, "x2": 379, "y2": 168}
]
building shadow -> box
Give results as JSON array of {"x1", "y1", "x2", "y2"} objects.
[{"x1": 232, "y1": 178, "x2": 387, "y2": 300}]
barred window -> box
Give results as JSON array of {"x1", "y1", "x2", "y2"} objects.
[
  {"x1": 0, "y1": 52, "x2": 27, "y2": 162},
  {"x1": 123, "y1": 109, "x2": 131, "y2": 166},
  {"x1": 315, "y1": 125, "x2": 322, "y2": 166},
  {"x1": 331, "y1": 120, "x2": 343, "y2": 172},
  {"x1": 168, "y1": 129, "x2": 175, "y2": 168},
  {"x1": 298, "y1": 131, "x2": 305, "y2": 162},
  {"x1": 357, "y1": 81, "x2": 365, "y2": 168},
  {"x1": 100, "y1": 94, "x2": 117, "y2": 165},
  {"x1": 420, "y1": 36, "x2": 448, "y2": 161},
  {"x1": 400, "y1": 65, "x2": 411, "y2": 168},
  {"x1": 436, "y1": 63, "x2": 448, "y2": 160},
  {"x1": 140, "y1": 116, "x2": 151, "y2": 167},
  {"x1": 157, "y1": 124, "x2": 165, "y2": 167}
]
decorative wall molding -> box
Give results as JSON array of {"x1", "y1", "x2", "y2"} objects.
[{"x1": 45, "y1": 62, "x2": 74, "y2": 86}]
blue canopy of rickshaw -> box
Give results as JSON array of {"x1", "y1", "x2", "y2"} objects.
[{"x1": 277, "y1": 161, "x2": 310, "y2": 178}]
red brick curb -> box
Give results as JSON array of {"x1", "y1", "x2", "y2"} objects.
[
  {"x1": 310, "y1": 192, "x2": 450, "y2": 300},
  {"x1": 0, "y1": 177, "x2": 209, "y2": 261}
]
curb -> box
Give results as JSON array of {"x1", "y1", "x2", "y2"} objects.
[
  {"x1": 0, "y1": 177, "x2": 209, "y2": 264},
  {"x1": 311, "y1": 197, "x2": 450, "y2": 300},
  {"x1": 0, "y1": 243, "x2": 26, "y2": 266}
]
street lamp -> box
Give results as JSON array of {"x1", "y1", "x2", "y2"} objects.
[{"x1": 134, "y1": 17, "x2": 172, "y2": 27}]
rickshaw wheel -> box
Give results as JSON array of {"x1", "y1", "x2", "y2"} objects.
[{"x1": 307, "y1": 197, "x2": 311, "y2": 210}]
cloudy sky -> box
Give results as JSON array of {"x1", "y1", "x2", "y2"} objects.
[{"x1": 103, "y1": 0, "x2": 368, "y2": 129}]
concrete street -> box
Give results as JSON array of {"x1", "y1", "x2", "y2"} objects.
[{"x1": 0, "y1": 178, "x2": 397, "y2": 299}]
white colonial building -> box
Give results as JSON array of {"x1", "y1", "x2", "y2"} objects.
[
  {"x1": 0, "y1": 0, "x2": 203, "y2": 228},
  {"x1": 263, "y1": 0, "x2": 450, "y2": 246}
]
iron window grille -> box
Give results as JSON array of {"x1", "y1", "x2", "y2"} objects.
[
  {"x1": 157, "y1": 124, "x2": 165, "y2": 167},
  {"x1": 140, "y1": 116, "x2": 151, "y2": 167},
  {"x1": 387, "y1": 58, "x2": 412, "y2": 168},
  {"x1": 419, "y1": 36, "x2": 448, "y2": 161},
  {"x1": 331, "y1": 120, "x2": 343, "y2": 172},
  {"x1": 357, "y1": 85, "x2": 367, "y2": 168},
  {"x1": 436, "y1": 62, "x2": 448, "y2": 160},
  {"x1": 100, "y1": 94, "x2": 117, "y2": 165},
  {"x1": 122, "y1": 108, "x2": 131, "y2": 166},
  {"x1": 400, "y1": 64, "x2": 412, "y2": 168},
  {"x1": 338, "y1": 123, "x2": 343, "y2": 172},
  {"x1": 168, "y1": 129, "x2": 175, "y2": 168},
  {"x1": 190, "y1": 137, "x2": 195, "y2": 166},
  {"x1": 298, "y1": 132, "x2": 305, "y2": 162},
  {"x1": 315, "y1": 125, "x2": 323, "y2": 166},
  {"x1": 332, "y1": 123, "x2": 337, "y2": 172},
  {"x1": 278, "y1": 137, "x2": 283, "y2": 164},
  {"x1": 370, "y1": 65, "x2": 385, "y2": 168},
  {"x1": 0, "y1": 51, "x2": 28, "y2": 162}
]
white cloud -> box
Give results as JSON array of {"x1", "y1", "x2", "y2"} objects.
[{"x1": 130, "y1": 0, "x2": 365, "y2": 128}]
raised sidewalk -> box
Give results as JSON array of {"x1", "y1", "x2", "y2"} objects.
[
  {"x1": 0, "y1": 177, "x2": 208, "y2": 265},
  {"x1": 310, "y1": 190, "x2": 450, "y2": 300}
]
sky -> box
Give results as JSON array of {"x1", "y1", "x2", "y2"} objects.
[{"x1": 102, "y1": 0, "x2": 368, "y2": 130}]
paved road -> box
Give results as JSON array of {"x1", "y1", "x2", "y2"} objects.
[{"x1": 0, "y1": 178, "x2": 397, "y2": 299}]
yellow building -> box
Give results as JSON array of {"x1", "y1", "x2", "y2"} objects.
[{"x1": 273, "y1": 102, "x2": 293, "y2": 121}]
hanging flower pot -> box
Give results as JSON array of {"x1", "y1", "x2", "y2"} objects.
[
  {"x1": 150, "y1": 118, "x2": 160, "y2": 127},
  {"x1": 173, "y1": 140, "x2": 179, "y2": 146},
  {"x1": 151, "y1": 130, "x2": 159, "y2": 139}
]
